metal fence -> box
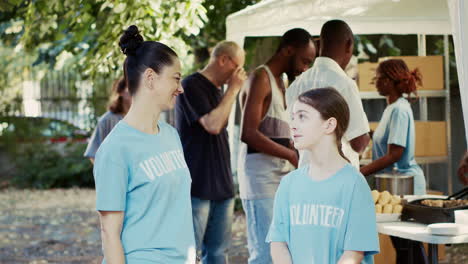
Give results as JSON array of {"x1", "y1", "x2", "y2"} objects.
[
  {"x1": 33, "y1": 69, "x2": 108, "y2": 131},
  {"x1": 5, "y1": 68, "x2": 175, "y2": 131}
]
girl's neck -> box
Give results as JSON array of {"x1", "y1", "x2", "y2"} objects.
[
  {"x1": 123, "y1": 101, "x2": 161, "y2": 135},
  {"x1": 305, "y1": 140, "x2": 348, "y2": 181}
]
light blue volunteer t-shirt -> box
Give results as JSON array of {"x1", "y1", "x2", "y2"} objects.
[
  {"x1": 266, "y1": 164, "x2": 379, "y2": 264},
  {"x1": 372, "y1": 97, "x2": 426, "y2": 195},
  {"x1": 94, "y1": 120, "x2": 196, "y2": 264}
]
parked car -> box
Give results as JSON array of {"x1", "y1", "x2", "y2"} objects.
[{"x1": 0, "y1": 116, "x2": 90, "y2": 177}]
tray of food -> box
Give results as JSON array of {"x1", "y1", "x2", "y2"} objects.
[
  {"x1": 372, "y1": 190, "x2": 403, "y2": 222},
  {"x1": 402, "y1": 187, "x2": 468, "y2": 225}
]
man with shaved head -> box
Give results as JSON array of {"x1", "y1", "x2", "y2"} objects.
[{"x1": 286, "y1": 19, "x2": 370, "y2": 168}]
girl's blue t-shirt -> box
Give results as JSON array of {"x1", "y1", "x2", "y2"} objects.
[
  {"x1": 266, "y1": 164, "x2": 379, "y2": 264},
  {"x1": 94, "y1": 120, "x2": 196, "y2": 264},
  {"x1": 372, "y1": 97, "x2": 425, "y2": 195}
]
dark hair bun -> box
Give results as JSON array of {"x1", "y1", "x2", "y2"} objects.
[{"x1": 119, "y1": 25, "x2": 144, "y2": 56}]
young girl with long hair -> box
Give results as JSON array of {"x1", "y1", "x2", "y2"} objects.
[{"x1": 267, "y1": 87, "x2": 379, "y2": 264}]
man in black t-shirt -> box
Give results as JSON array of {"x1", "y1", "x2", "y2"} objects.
[{"x1": 175, "y1": 41, "x2": 246, "y2": 263}]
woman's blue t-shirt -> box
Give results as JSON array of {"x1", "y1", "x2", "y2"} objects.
[
  {"x1": 267, "y1": 164, "x2": 379, "y2": 264},
  {"x1": 372, "y1": 97, "x2": 426, "y2": 195},
  {"x1": 94, "y1": 120, "x2": 196, "y2": 264}
]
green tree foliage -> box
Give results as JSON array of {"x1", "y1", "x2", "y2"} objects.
[
  {"x1": 0, "y1": 0, "x2": 208, "y2": 80},
  {"x1": 0, "y1": 45, "x2": 30, "y2": 114},
  {"x1": 186, "y1": 0, "x2": 260, "y2": 69},
  {"x1": 0, "y1": 0, "x2": 262, "y2": 115}
]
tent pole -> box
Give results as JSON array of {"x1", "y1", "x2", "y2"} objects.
[
  {"x1": 444, "y1": 34, "x2": 453, "y2": 195},
  {"x1": 418, "y1": 34, "x2": 428, "y2": 120},
  {"x1": 418, "y1": 34, "x2": 430, "y2": 189},
  {"x1": 418, "y1": 34, "x2": 427, "y2": 56},
  {"x1": 418, "y1": 35, "x2": 428, "y2": 121}
]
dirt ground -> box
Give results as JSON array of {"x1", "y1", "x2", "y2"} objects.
[{"x1": 0, "y1": 188, "x2": 466, "y2": 263}]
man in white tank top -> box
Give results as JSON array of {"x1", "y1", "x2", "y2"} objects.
[{"x1": 238, "y1": 28, "x2": 316, "y2": 264}]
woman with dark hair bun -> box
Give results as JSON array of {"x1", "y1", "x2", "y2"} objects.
[
  {"x1": 93, "y1": 25, "x2": 196, "y2": 263},
  {"x1": 84, "y1": 78, "x2": 131, "y2": 163}
]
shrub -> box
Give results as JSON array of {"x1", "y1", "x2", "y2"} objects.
[{"x1": 11, "y1": 142, "x2": 94, "y2": 189}]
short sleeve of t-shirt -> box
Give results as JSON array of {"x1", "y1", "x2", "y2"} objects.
[
  {"x1": 341, "y1": 81, "x2": 370, "y2": 141},
  {"x1": 179, "y1": 74, "x2": 214, "y2": 124},
  {"x1": 84, "y1": 113, "x2": 121, "y2": 158},
  {"x1": 266, "y1": 174, "x2": 291, "y2": 243},
  {"x1": 343, "y1": 175, "x2": 380, "y2": 255},
  {"x1": 387, "y1": 107, "x2": 410, "y2": 148},
  {"x1": 84, "y1": 122, "x2": 107, "y2": 158},
  {"x1": 94, "y1": 149, "x2": 128, "y2": 211}
]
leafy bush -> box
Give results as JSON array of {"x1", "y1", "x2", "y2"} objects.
[{"x1": 11, "y1": 142, "x2": 94, "y2": 189}]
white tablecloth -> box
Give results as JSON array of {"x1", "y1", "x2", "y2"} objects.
[{"x1": 378, "y1": 221, "x2": 468, "y2": 244}]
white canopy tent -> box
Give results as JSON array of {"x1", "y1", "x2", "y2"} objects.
[
  {"x1": 226, "y1": 0, "x2": 452, "y2": 47},
  {"x1": 226, "y1": 0, "x2": 467, "y2": 145},
  {"x1": 226, "y1": 0, "x2": 468, "y2": 193},
  {"x1": 448, "y1": 0, "x2": 468, "y2": 149}
]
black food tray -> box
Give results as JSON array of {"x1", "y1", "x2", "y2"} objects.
[{"x1": 401, "y1": 198, "x2": 468, "y2": 225}]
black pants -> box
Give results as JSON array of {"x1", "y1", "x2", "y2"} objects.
[{"x1": 391, "y1": 236, "x2": 428, "y2": 264}]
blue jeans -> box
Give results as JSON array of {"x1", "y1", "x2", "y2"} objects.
[
  {"x1": 242, "y1": 198, "x2": 274, "y2": 264},
  {"x1": 191, "y1": 197, "x2": 234, "y2": 264}
]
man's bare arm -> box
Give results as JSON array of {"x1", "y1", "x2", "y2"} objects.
[{"x1": 241, "y1": 70, "x2": 298, "y2": 167}]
